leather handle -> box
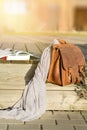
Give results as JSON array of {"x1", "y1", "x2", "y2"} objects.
[{"x1": 58, "y1": 39, "x2": 66, "y2": 44}]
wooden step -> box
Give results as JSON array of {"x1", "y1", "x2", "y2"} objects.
[
  {"x1": 0, "y1": 83, "x2": 87, "y2": 110},
  {"x1": 0, "y1": 63, "x2": 87, "y2": 110}
]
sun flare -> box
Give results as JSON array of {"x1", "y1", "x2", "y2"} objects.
[{"x1": 4, "y1": 0, "x2": 26, "y2": 14}]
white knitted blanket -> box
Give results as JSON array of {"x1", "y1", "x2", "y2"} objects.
[{"x1": 0, "y1": 45, "x2": 51, "y2": 121}]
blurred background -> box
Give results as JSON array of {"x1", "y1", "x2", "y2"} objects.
[{"x1": 0, "y1": 0, "x2": 87, "y2": 33}]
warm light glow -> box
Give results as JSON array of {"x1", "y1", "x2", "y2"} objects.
[{"x1": 4, "y1": 0, "x2": 26, "y2": 14}]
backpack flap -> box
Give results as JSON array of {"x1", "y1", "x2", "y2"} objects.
[{"x1": 59, "y1": 44, "x2": 86, "y2": 85}]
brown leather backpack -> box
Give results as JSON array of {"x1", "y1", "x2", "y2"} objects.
[{"x1": 47, "y1": 39, "x2": 86, "y2": 86}]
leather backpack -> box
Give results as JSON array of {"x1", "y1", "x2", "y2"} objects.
[{"x1": 47, "y1": 39, "x2": 86, "y2": 86}]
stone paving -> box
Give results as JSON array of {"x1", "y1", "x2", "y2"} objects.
[{"x1": 0, "y1": 111, "x2": 87, "y2": 130}]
